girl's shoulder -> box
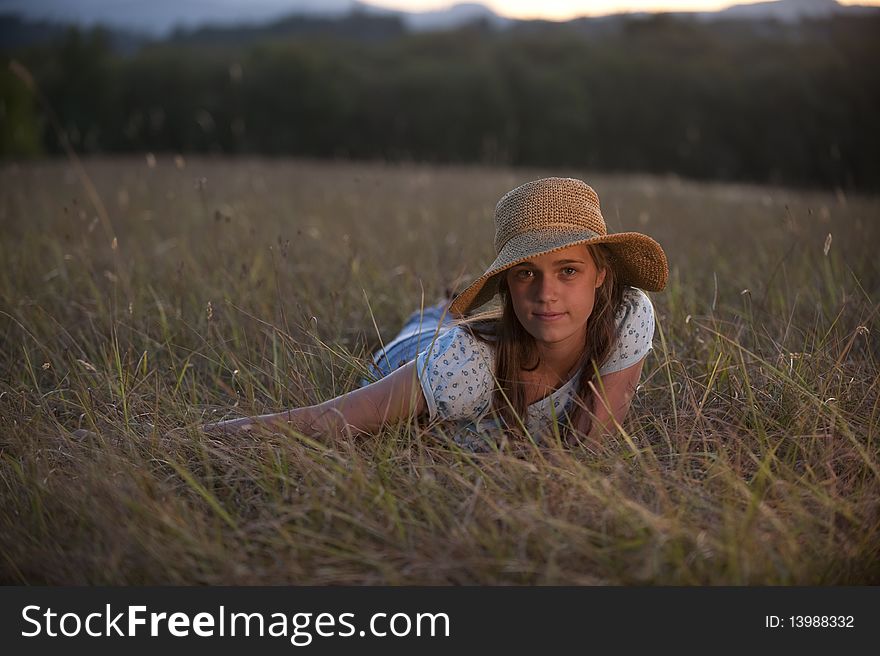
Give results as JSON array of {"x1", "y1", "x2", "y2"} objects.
[
  {"x1": 599, "y1": 286, "x2": 655, "y2": 375},
  {"x1": 617, "y1": 286, "x2": 653, "y2": 322},
  {"x1": 437, "y1": 323, "x2": 497, "y2": 359},
  {"x1": 415, "y1": 324, "x2": 496, "y2": 422}
]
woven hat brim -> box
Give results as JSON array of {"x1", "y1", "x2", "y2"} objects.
[{"x1": 448, "y1": 228, "x2": 668, "y2": 315}]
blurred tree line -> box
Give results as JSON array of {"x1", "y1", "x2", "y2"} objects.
[{"x1": 2, "y1": 12, "x2": 879, "y2": 190}]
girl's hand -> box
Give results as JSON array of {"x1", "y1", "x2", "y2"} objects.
[
  {"x1": 201, "y1": 416, "x2": 258, "y2": 435},
  {"x1": 200, "y1": 411, "x2": 311, "y2": 436}
]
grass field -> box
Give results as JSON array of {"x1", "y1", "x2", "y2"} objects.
[{"x1": 0, "y1": 156, "x2": 877, "y2": 584}]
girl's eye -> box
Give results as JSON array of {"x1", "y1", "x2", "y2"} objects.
[
  {"x1": 515, "y1": 269, "x2": 534, "y2": 279},
  {"x1": 563, "y1": 267, "x2": 577, "y2": 276}
]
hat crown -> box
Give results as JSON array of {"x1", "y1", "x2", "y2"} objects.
[{"x1": 494, "y1": 177, "x2": 607, "y2": 255}]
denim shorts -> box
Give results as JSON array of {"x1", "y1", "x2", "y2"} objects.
[{"x1": 359, "y1": 298, "x2": 457, "y2": 387}]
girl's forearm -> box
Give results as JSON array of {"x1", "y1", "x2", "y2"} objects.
[
  {"x1": 203, "y1": 403, "x2": 373, "y2": 438},
  {"x1": 255, "y1": 401, "x2": 372, "y2": 438},
  {"x1": 572, "y1": 410, "x2": 614, "y2": 445},
  {"x1": 245, "y1": 361, "x2": 425, "y2": 438},
  {"x1": 250, "y1": 406, "x2": 321, "y2": 435},
  {"x1": 304, "y1": 394, "x2": 384, "y2": 437}
]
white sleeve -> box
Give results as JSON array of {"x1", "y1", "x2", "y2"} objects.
[
  {"x1": 599, "y1": 287, "x2": 655, "y2": 375},
  {"x1": 415, "y1": 326, "x2": 494, "y2": 422}
]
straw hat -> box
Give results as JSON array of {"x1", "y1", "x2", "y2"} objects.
[{"x1": 448, "y1": 177, "x2": 668, "y2": 315}]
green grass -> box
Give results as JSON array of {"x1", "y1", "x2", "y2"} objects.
[{"x1": 0, "y1": 156, "x2": 877, "y2": 584}]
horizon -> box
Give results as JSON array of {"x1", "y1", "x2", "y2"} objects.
[
  {"x1": 371, "y1": 0, "x2": 880, "y2": 21},
  {"x1": 4, "y1": 0, "x2": 880, "y2": 27}
]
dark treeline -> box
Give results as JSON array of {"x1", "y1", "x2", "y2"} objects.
[{"x1": 2, "y1": 13, "x2": 879, "y2": 190}]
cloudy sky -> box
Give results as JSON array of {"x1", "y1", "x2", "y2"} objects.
[
  {"x1": 4, "y1": 0, "x2": 878, "y2": 30},
  {"x1": 374, "y1": 0, "x2": 879, "y2": 20}
]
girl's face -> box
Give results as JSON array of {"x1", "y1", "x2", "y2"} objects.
[{"x1": 505, "y1": 243, "x2": 607, "y2": 352}]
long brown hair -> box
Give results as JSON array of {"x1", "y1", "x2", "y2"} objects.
[{"x1": 454, "y1": 243, "x2": 625, "y2": 441}]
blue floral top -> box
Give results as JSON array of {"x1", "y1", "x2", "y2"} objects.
[{"x1": 414, "y1": 286, "x2": 655, "y2": 449}]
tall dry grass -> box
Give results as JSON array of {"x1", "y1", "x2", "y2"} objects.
[{"x1": 0, "y1": 156, "x2": 877, "y2": 584}]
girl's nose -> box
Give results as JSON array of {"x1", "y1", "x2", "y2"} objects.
[{"x1": 534, "y1": 274, "x2": 559, "y2": 302}]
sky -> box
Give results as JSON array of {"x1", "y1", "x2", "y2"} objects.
[
  {"x1": 4, "y1": 0, "x2": 880, "y2": 31},
  {"x1": 371, "y1": 0, "x2": 880, "y2": 21}
]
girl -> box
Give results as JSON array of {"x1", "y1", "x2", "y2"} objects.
[{"x1": 205, "y1": 177, "x2": 668, "y2": 449}]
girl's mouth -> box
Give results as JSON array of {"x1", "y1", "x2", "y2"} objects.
[{"x1": 533, "y1": 312, "x2": 565, "y2": 322}]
